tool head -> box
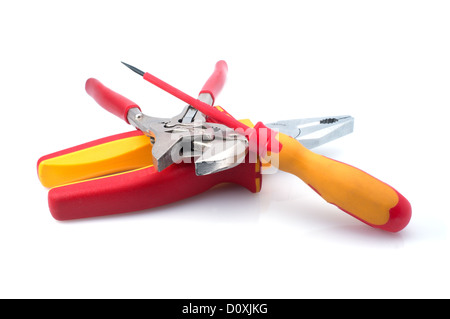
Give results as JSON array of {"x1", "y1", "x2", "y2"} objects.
[
  {"x1": 127, "y1": 106, "x2": 248, "y2": 175},
  {"x1": 194, "y1": 123, "x2": 248, "y2": 176},
  {"x1": 265, "y1": 115, "x2": 354, "y2": 149}
]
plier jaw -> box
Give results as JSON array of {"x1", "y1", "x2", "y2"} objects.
[
  {"x1": 126, "y1": 104, "x2": 249, "y2": 175},
  {"x1": 266, "y1": 115, "x2": 354, "y2": 149}
]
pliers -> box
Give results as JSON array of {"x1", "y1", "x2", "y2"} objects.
[
  {"x1": 37, "y1": 65, "x2": 352, "y2": 220},
  {"x1": 37, "y1": 60, "x2": 411, "y2": 232}
]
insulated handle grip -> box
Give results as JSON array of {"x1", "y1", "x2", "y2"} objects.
[
  {"x1": 85, "y1": 78, "x2": 141, "y2": 124},
  {"x1": 199, "y1": 60, "x2": 228, "y2": 105},
  {"x1": 48, "y1": 160, "x2": 261, "y2": 221},
  {"x1": 37, "y1": 130, "x2": 150, "y2": 188},
  {"x1": 274, "y1": 133, "x2": 411, "y2": 232}
]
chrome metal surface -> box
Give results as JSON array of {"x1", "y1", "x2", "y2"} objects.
[
  {"x1": 181, "y1": 92, "x2": 213, "y2": 124},
  {"x1": 266, "y1": 115, "x2": 354, "y2": 149},
  {"x1": 127, "y1": 104, "x2": 248, "y2": 175}
]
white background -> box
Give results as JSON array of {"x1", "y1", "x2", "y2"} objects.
[{"x1": 1, "y1": 1, "x2": 448, "y2": 298}]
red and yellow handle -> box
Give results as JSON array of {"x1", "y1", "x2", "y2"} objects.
[
  {"x1": 37, "y1": 130, "x2": 151, "y2": 188},
  {"x1": 48, "y1": 158, "x2": 261, "y2": 221},
  {"x1": 37, "y1": 119, "x2": 261, "y2": 221},
  {"x1": 271, "y1": 133, "x2": 411, "y2": 232}
]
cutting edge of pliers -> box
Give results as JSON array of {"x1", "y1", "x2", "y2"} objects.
[{"x1": 266, "y1": 115, "x2": 354, "y2": 149}]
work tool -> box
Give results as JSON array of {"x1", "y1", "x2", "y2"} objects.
[
  {"x1": 117, "y1": 61, "x2": 412, "y2": 232},
  {"x1": 37, "y1": 60, "x2": 411, "y2": 233},
  {"x1": 37, "y1": 61, "x2": 354, "y2": 221}
]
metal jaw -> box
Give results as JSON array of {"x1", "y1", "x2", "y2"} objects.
[
  {"x1": 266, "y1": 115, "x2": 354, "y2": 149},
  {"x1": 127, "y1": 103, "x2": 248, "y2": 176}
]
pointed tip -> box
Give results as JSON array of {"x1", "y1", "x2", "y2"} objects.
[
  {"x1": 121, "y1": 61, "x2": 145, "y2": 77},
  {"x1": 121, "y1": 61, "x2": 132, "y2": 68}
]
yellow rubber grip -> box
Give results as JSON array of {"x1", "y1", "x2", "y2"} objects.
[
  {"x1": 271, "y1": 132, "x2": 411, "y2": 232},
  {"x1": 38, "y1": 134, "x2": 152, "y2": 188}
]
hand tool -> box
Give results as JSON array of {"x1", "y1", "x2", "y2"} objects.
[
  {"x1": 37, "y1": 61, "x2": 354, "y2": 221},
  {"x1": 118, "y1": 61, "x2": 412, "y2": 232}
]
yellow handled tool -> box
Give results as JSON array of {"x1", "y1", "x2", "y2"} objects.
[
  {"x1": 122, "y1": 61, "x2": 412, "y2": 232},
  {"x1": 271, "y1": 132, "x2": 410, "y2": 232}
]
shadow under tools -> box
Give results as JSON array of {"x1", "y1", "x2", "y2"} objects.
[
  {"x1": 156, "y1": 183, "x2": 262, "y2": 224},
  {"x1": 263, "y1": 191, "x2": 407, "y2": 246},
  {"x1": 57, "y1": 183, "x2": 261, "y2": 224},
  {"x1": 306, "y1": 224, "x2": 407, "y2": 248}
]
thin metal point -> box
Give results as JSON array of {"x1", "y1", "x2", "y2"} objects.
[{"x1": 121, "y1": 61, "x2": 145, "y2": 76}]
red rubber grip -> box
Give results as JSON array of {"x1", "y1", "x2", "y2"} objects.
[
  {"x1": 48, "y1": 160, "x2": 261, "y2": 221},
  {"x1": 85, "y1": 78, "x2": 141, "y2": 124},
  {"x1": 199, "y1": 60, "x2": 228, "y2": 105}
]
